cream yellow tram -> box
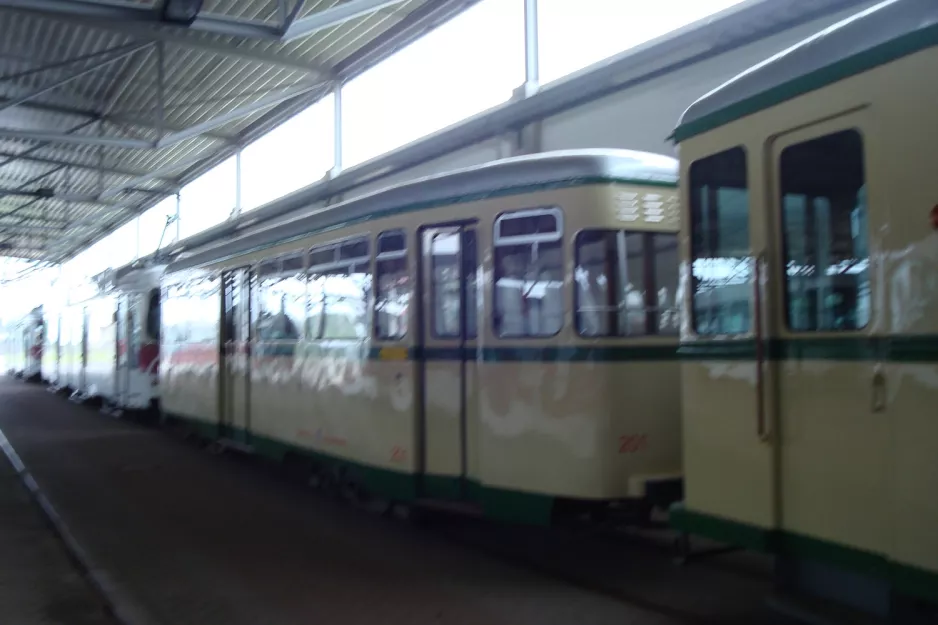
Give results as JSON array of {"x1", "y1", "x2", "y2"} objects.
[
  {"x1": 161, "y1": 149, "x2": 683, "y2": 525},
  {"x1": 669, "y1": 0, "x2": 938, "y2": 615}
]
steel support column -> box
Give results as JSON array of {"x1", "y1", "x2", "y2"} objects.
[
  {"x1": 523, "y1": 0, "x2": 540, "y2": 98},
  {"x1": 331, "y1": 81, "x2": 343, "y2": 177},
  {"x1": 174, "y1": 192, "x2": 181, "y2": 243},
  {"x1": 233, "y1": 148, "x2": 242, "y2": 218}
]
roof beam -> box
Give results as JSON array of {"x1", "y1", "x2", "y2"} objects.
[
  {"x1": 0, "y1": 98, "x2": 233, "y2": 143},
  {"x1": 282, "y1": 0, "x2": 307, "y2": 32},
  {"x1": 0, "y1": 42, "x2": 153, "y2": 114},
  {"x1": 0, "y1": 80, "x2": 322, "y2": 150},
  {"x1": 332, "y1": 0, "x2": 479, "y2": 77},
  {"x1": 0, "y1": 1, "x2": 331, "y2": 76},
  {"x1": 282, "y1": 0, "x2": 408, "y2": 41},
  {"x1": 0, "y1": 0, "x2": 282, "y2": 37},
  {"x1": 0, "y1": 119, "x2": 98, "y2": 169},
  {"x1": 0, "y1": 186, "x2": 123, "y2": 206},
  {"x1": 0, "y1": 223, "x2": 68, "y2": 234},
  {"x1": 0, "y1": 0, "x2": 406, "y2": 42},
  {"x1": 0, "y1": 149, "x2": 174, "y2": 181},
  {"x1": 154, "y1": 81, "x2": 321, "y2": 148},
  {"x1": 99, "y1": 147, "x2": 218, "y2": 200},
  {"x1": 0, "y1": 42, "x2": 147, "y2": 83},
  {"x1": 0, "y1": 128, "x2": 152, "y2": 149}
]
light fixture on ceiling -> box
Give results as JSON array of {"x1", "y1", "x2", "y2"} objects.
[{"x1": 161, "y1": 0, "x2": 205, "y2": 26}]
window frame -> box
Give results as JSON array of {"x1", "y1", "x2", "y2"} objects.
[
  {"x1": 253, "y1": 251, "x2": 306, "y2": 346},
  {"x1": 572, "y1": 228, "x2": 680, "y2": 338},
  {"x1": 492, "y1": 206, "x2": 566, "y2": 340},
  {"x1": 307, "y1": 234, "x2": 372, "y2": 341},
  {"x1": 777, "y1": 127, "x2": 870, "y2": 334},
  {"x1": 374, "y1": 229, "x2": 409, "y2": 341},
  {"x1": 428, "y1": 229, "x2": 464, "y2": 340},
  {"x1": 688, "y1": 145, "x2": 752, "y2": 337}
]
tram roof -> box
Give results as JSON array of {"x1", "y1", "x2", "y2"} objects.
[
  {"x1": 166, "y1": 148, "x2": 679, "y2": 273},
  {"x1": 673, "y1": 0, "x2": 938, "y2": 142}
]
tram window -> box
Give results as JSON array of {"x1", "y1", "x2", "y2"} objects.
[
  {"x1": 195, "y1": 279, "x2": 220, "y2": 344},
  {"x1": 493, "y1": 208, "x2": 564, "y2": 338},
  {"x1": 574, "y1": 230, "x2": 679, "y2": 337},
  {"x1": 689, "y1": 147, "x2": 751, "y2": 335},
  {"x1": 375, "y1": 230, "x2": 409, "y2": 340},
  {"x1": 223, "y1": 274, "x2": 240, "y2": 343},
  {"x1": 146, "y1": 289, "x2": 161, "y2": 342},
  {"x1": 255, "y1": 255, "x2": 304, "y2": 355},
  {"x1": 308, "y1": 237, "x2": 371, "y2": 341},
  {"x1": 780, "y1": 129, "x2": 869, "y2": 331},
  {"x1": 430, "y1": 232, "x2": 461, "y2": 338}
]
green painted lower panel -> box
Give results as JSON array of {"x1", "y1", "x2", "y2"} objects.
[
  {"x1": 162, "y1": 411, "x2": 554, "y2": 525},
  {"x1": 165, "y1": 413, "x2": 220, "y2": 441},
  {"x1": 479, "y1": 484, "x2": 554, "y2": 525},
  {"x1": 250, "y1": 435, "x2": 288, "y2": 463},
  {"x1": 421, "y1": 474, "x2": 465, "y2": 501},
  {"x1": 669, "y1": 503, "x2": 938, "y2": 603},
  {"x1": 669, "y1": 503, "x2": 773, "y2": 551}
]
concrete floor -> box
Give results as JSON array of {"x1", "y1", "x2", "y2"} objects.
[
  {"x1": 0, "y1": 426, "x2": 118, "y2": 625},
  {"x1": 0, "y1": 378, "x2": 691, "y2": 625}
]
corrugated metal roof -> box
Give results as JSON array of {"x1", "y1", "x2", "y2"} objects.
[
  {"x1": 0, "y1": 0, "x2": 479, "y2": 262},
  {"x1": 0, "y1": 0, "x2": 875, "y2": 265}
]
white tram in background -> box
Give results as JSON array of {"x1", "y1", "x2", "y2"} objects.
[
  {"x1": 42, "y1": 265, "x2": 163, "y2": 414},
  {"x1": 4, "y1": 306, "x2": 44, "y2": 380},
  {"x1": 159, "y1": 148, "x2": 685, "y2": 525}
]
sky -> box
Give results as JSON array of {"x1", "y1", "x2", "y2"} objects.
[{"x1": 0, "y1": 0, "x2": 747, "y2": 320}]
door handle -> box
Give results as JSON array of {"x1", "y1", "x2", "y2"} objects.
[
  {"x1": 753, "y1": 251, "x2": 770, "y2": 441},
  {"x1": 871, "y1": 365, "x2": 887, "y2": 412}
]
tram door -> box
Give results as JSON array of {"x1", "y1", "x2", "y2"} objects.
[
  {"x1": 419, "y1": 224, "x2": 477, "y2": 500},
  {"x1": 221, "y1": 268, "x2": 252, "y2": 444},
  {"x1": 768, "y1": 117, "x2": 888, "y2": 559},
  {"x1": 114, "y1": 298, "x2": 128, "y2": 406},
  {"x1": 79, "y1": 307, "x2": 89, "y2": 391}
]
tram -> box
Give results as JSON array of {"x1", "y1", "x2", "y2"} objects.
[
  {"x1": 669, "y1": 0, "x2": 938, "y2": 614},
  {"x1": 160, "y1": 148, "x2": 685, "y2": 525}
]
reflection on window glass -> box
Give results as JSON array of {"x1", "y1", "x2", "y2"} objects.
[
  {"x1": 308, "y1": 237, "x2": 371, "y2": 340},
  {"x1": 375, "y1": 230, "x2": 409, "y2": 340},
  {"x1": 781, "y1": 129, "x2": 869, "y2": 331},
  {"x1": 146, "y1": 289, "x2": 161, "y2": 341},
  {"x1": 464, "y1": 230, "x2": 478, "y2": 340},
  {"x1": 575, "y1": 230, "x2": 679, "y2": 337},
  {"x1": 255, "y1": 255, "x2": 305, "y2": 356},
  {"x1": 690, "y1": 147, "x2": 751, "y2": 335},
  {"x1": 431, "y1": 232, "x2": 461, "y2": 338},
  {"x1": 493, "y1": 210, "x2": 564, "y2": 338},
  {"x1": 189, "y1": 277, "x2": 219, "y2": 343},
  {"x1": 164, "y1": 277, "x2": 219, "y2": 345},
  {"x1": 223, "y1": 272, "x2": 242, "y2": 344}
]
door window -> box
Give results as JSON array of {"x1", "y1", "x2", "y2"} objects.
[
  {"x1": 375, "y1": 230, "x2": 409, "y2": 340},
  {"x1": 689, "y1": 147, "x2": 751, "y2": 335},
  {"x1": 780, "y1": 129, "x2": 870, "y2": 331},
  {"x1": 493, "y1": 208, "x2": 564, "y2": 338},
  {"x1": 308, "y1": 237, "x2": 371, "y2": 341},
  {"x1": 575, "y1": 230, "x2": 679, "y2": 336}
]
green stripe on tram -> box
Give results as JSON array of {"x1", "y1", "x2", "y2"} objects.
[
  {"x1": 201, "y1": 335, "x2": 938, "y2": 364},
  {"x1": 677, "y1": 336, "x2": 938, "y2": 363}
]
